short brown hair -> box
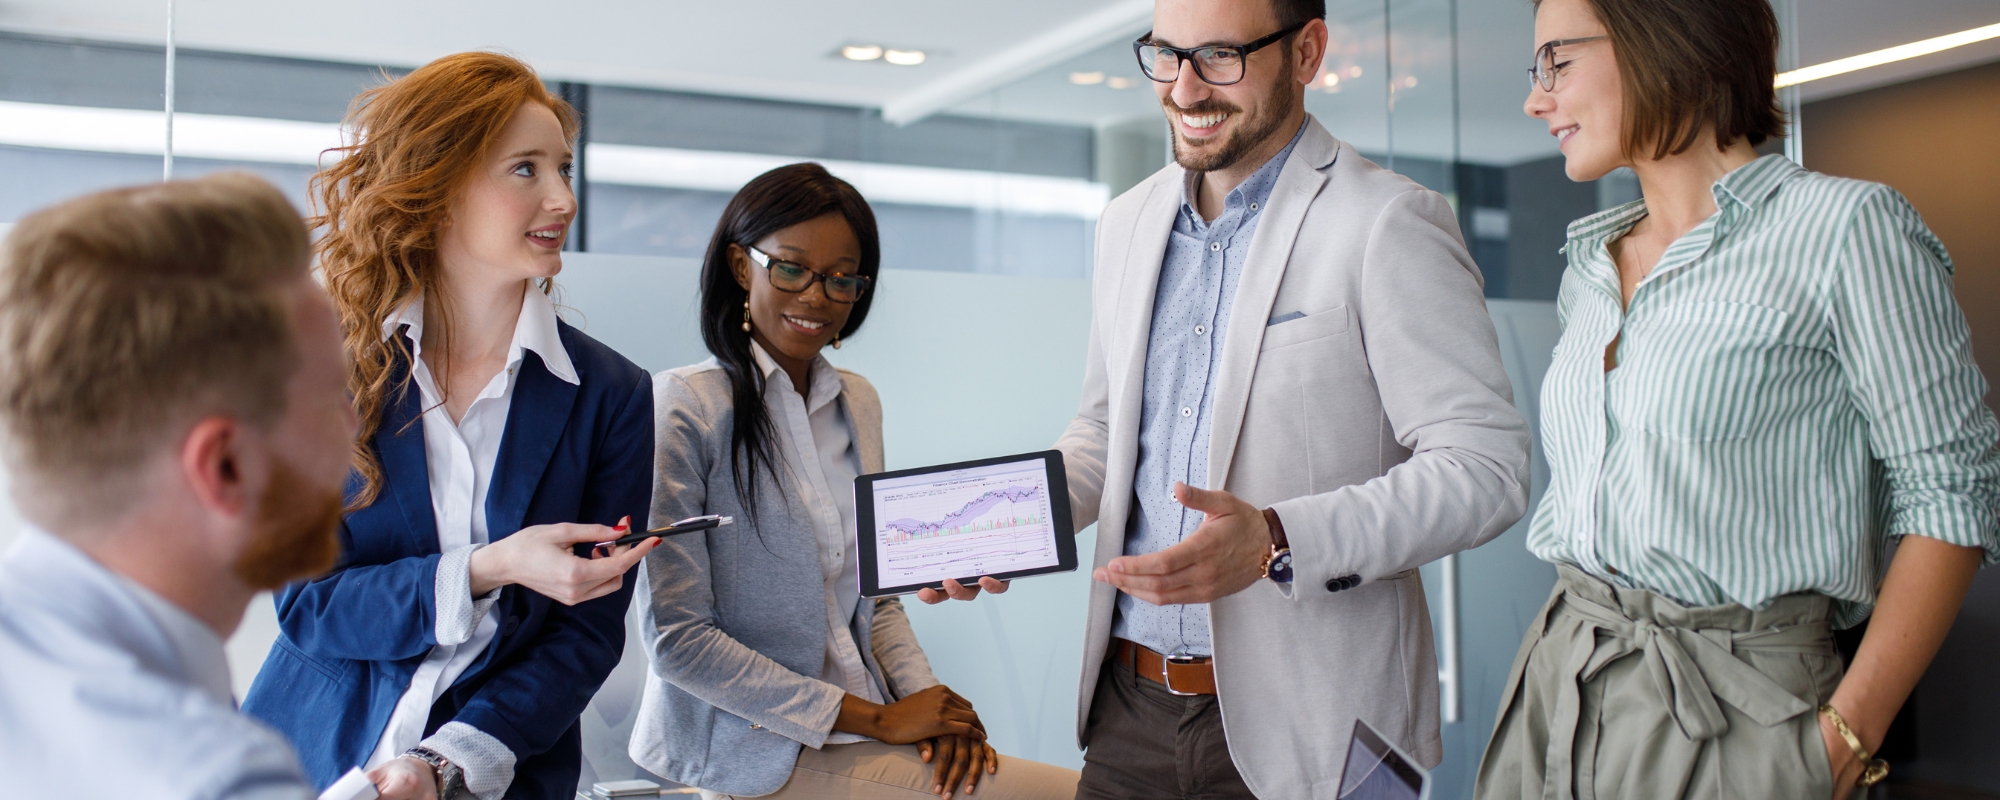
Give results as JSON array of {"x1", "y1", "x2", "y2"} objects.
[
  {"x1": 1560, "y1": 0, "x2": 1787, "y2": 159},
  {"x1": 0, "y1": 173, "x2": 310, "y2": 522}
]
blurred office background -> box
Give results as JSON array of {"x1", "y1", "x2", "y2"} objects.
[{"x1": 0, "y1": 0, "x2": 1998, "y2": 797}]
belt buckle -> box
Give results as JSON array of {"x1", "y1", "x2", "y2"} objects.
[{"x1": 1162, "y1": 652, "x2": 1203, "y2": 697}]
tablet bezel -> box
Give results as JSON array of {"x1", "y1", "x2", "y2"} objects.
[{"x1": 854, "y1": 449, "x2": 1077, "y2": 598}]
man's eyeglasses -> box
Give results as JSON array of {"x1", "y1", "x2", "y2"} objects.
[
  {"x1": 1528, "y1": 36, "x2": 1607, "y2": 92},
  {"x1": 744, "y1": 245, "x2": 871, "y2": 304},
  {"x1": 1134, "y1": 22, "x2": 1308, "y2": 86}
]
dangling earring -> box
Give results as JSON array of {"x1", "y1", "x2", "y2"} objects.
[
  {"x1": 741, "y1": 299, "x2": 752, "y2": 333},
  {"x1": 832, "y1": 334, "x2": 842, "y2": 350}
]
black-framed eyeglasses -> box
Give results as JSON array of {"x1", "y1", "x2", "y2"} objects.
[
  {"x1": 744, "y1": 245, "x2": 871, "y2": 304},
  {"x1": 1527, "y1": 36, "x2": 1608, "y2": 92},
  {"x1": 1133, "y1": 22, "x2": 1308, "y2": 86}
]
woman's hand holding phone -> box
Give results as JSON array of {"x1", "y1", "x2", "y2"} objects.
[{"x1": 467, "y1": 515, "x2": 658, "y2": 604}]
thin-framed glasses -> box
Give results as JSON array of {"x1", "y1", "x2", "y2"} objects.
[
  {"x1": 744, "y1": 245, "x2": 871, "y2": 304},
  {"x1": 1528, "y1": 36, "x2": 1608, "y2": 92},
  {"x1": 1134, "y1": 22, "x2": 1308, "y2": 86}
]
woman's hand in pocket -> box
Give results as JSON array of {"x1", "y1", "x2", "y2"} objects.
[
  {"x1": 468, "y1": 515, "x2": 658, "y2": 603},
  {"x1": 1819, "y1": 711, "x2": 1863, "y2": 800}
]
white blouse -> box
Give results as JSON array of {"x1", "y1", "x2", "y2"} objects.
[
  {"x1": 749, "y1": 341, "x2": 883, "y2": 742},
  {"x1": 364, "y1": 287, "x2": 577, "y2": 800}
]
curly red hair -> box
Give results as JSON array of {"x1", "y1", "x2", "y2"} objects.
[{"x1": 312, "y1": 51, "x2": 577, "y2": 508}]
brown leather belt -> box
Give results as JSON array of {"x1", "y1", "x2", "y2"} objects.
[{"x1": 1112, "y1": 638, "x2": 1216, "y2": 696}]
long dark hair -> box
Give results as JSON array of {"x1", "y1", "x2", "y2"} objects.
[{"x1": 699, "y1": 162, "x2": 881, "y2": 515}]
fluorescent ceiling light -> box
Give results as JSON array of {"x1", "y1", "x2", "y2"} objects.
[
  {"x1": 1777, "y1": 21, "x2": 2000, "y2": 88},
  {"x1": 0, "y1": 100, "x2": 341, "y2": 164},
  {"x1": 588, "y1": 143, "x2": 1108, "y2": 219},
  {"x1": 0, "y1": 101, "x2": 1108, "y2": 219},
  {"x1": 841, "y1": 45, "x2": 883, "y2": 61},
  {"x1": 1106, "y1": 76, "x2": 1132, "y2": 89},
  {"x1": 1069, "y1": 71, "x2": 1105, "y2": 85},
  {"x1": 883, "y1": 49, "x2": 926, "y2": 66}
]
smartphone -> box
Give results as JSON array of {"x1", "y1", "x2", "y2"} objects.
[{"x1": 594, "y1": 515, "x2": 734, "y2": 548}]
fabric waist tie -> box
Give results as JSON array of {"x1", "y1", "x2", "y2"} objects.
[{"x1": 1542, "y1": 564, "x2": 1833, "y2": 799}]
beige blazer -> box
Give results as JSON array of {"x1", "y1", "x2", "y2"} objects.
[{"x1": 1053, "y1": 116, "x2": 1531, "y2": 798}]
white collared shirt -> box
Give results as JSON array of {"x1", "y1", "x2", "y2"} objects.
[
  {"x1": 0, "y1": 527, "x2": 312, "y2": 799},
  {"x1": 748, "y1": 342, "x2": 883, "y2": 742},
  {"x1": 365, "y1": 286, "x2": 579, "y2": 799}
]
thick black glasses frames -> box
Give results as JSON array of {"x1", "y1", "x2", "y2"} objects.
[
  {"x1": 1134, "y1": 21, "x2": 1309, "y2": 86},
  {"x1": 1528, "y1": 36, "x2": 1608, "y2": 92},
  {"x1": 744, "y1": 245, "x2": 871, "y2": 304}
]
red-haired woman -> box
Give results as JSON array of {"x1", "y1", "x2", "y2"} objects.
[{"x1": 243, "y1": 52, "x2": 658, "y2": 800}]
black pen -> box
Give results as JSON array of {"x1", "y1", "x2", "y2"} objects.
[{"x1": 594, "y1": 515, "x2": 734, "y2": 549}]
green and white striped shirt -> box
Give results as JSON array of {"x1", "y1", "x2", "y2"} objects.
[{"x1": 1527, "y1": 154, "x2": 2000, "y2": 627}]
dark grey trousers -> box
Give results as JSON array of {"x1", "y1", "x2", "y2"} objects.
[{"x1": 1076, "y1": 653, "x2": 1256, "y2": 800}]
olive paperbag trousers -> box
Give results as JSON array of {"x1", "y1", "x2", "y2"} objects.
[{"x1": 1474, "y1": 564, "x2": 1845, "y2": 800}]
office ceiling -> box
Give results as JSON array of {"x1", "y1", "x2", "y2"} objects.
[{"x1": 2, "y1": 0, "x2": 1995, "y2": 165}]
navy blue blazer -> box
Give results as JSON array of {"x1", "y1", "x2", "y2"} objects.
[{"x1": 243, "y1": 320, "x2": 653, "y2": 798}]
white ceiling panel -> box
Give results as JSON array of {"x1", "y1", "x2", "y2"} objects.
[{"x1": 1, "y1": 0, "x2": 1994, "y2": 165}]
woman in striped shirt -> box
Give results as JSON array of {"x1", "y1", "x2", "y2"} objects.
[{"x1": 1477, "y1": 0, "x2": 2000, "y2": 798}]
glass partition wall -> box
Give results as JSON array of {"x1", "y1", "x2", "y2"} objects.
[{"x1": 0, "y1": 2, "x2": 1806, "y2": 795}]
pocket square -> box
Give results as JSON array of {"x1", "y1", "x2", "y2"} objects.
[{"x1": 1267, "y1": 311, "x2": 1306, "y2": 326}]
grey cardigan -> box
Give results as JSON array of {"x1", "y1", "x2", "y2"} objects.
[{"x1": 628, "y1": 359, "x2": 940, "y2": 797}]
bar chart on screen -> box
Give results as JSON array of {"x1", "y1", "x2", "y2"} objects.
[{"x1": 871, "y1": 461, "x2": 1060, "y2": 585}]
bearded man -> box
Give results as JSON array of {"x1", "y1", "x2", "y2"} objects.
[
  {"x1": 0, "y1": 173, "x2": 356, "y2": 799},
  {"x1": 922, "y1": 0, "x2": 1531, "y2": 796}
]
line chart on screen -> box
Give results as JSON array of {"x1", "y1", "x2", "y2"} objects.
[{"x1": 870, "y1": 462, "x2": 1060, "y2": 585}]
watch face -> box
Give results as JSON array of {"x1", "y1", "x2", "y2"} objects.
[{"x1": 1268, "y1": 550, "x2": 1294, "y2": 583}]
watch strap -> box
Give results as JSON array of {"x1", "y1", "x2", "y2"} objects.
[
  {"x1": 404, "y1": 746, "x2": 466, "y2": 799},
  {"x1": 1261, "y1": 507, "x2": 1289, "y2": 550}
]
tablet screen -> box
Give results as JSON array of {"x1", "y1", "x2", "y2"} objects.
[
  {"x1": 1338, "y1": 719, "x2": 1428, "y2": 800},
  {"x1": 857, "y1": 451, "x2": 1075, "y2": 595}
]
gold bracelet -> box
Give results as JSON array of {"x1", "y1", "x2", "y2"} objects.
[{"x1": 1819, "y1": 703, "x2": 1890, "y2": 788}]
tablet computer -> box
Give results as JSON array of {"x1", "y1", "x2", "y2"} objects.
[
  {"x1": 1337, "y1": 718, "x2": 1431, "y2": 800},
  {"x1": 855, "y1": 450, "x2": 1077, "y2": 598}
]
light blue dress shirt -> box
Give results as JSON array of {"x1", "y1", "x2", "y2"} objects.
[
  {"x1": 1113, "y1": 123, "x2": 1304, "y2": 657},
  {"x1": 0, "y1": 527, "x2": 312, "y2": 799}
]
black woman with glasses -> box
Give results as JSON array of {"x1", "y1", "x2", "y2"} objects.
[{"x1": 628, "y1": 163, "x2": 1079, "y2": 800}]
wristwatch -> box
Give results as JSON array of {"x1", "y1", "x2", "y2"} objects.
[
  {"x1": 404, "y1": 746, "x2": 466, "y2": 800},
  {"x1": 1259, "y1": 507, "x2": 1293, "y2": 583}
]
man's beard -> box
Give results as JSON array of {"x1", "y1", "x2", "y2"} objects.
[
  {"x1": 1168, "y1": 74, "x2": 1298, "y2": 173},
  {"x1": 232, "y1": 458, "x2": 345, "y2": 590}
]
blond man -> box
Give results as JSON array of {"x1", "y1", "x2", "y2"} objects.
[{"x1": 0, "y1": 174, "x2": 357, "y2": 799}]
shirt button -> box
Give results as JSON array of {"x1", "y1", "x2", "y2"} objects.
[
  {"x1": 1194, "y1": 325, "x2": 1207, "y2": 336},
  {"x1": 1180, "y1": 407, "x2": 1193, "y2": 417},
  {"x1": 1210, "y1": 242, "x2": 1222, "y2": 252},
  {"x1": 1249, "y1": 202, "x2": 1259, "y2": 211}
]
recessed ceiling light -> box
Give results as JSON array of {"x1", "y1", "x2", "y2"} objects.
[
  {"x1": 1069, "y1": 71, "x2": 1105, "y2": 85},
  {"x1": 1776, "y1": 21, "x2": 2000, "y2": 88},
  {"x1": 842, "y1": 45, "x2": 883, "y2": 61},
  {"x1": 884, "y1": 49, "x2": 926, "y2": 66},
  {"x1": 1106, "y1": 76, "x2": 1132, "y2": 89},
  {"x1": 1346, "y1": 65, "x2": 1364, "y2": 78},
  {"x1": 1321, "y1": 73, "x2": 1340, "y2": 88}
]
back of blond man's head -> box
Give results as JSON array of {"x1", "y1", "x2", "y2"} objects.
[{"x1": 0, "y1": 173, "x2": 311, "y2": 529}]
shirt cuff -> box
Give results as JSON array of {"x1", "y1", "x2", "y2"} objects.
[
  {"x1": 435, "y1": 544, "x2": 500, "y2": 646},
  {"x1": 421, "y1": 722, "x2": 515, "y2": 800}
]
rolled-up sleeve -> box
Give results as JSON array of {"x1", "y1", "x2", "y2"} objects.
[
  {"x1": 1831, "y1": 186, "x2": 2000, "y2": 563},
  {"x1": 433, "y1": 544, "x2": 501, "y2": 646}
]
